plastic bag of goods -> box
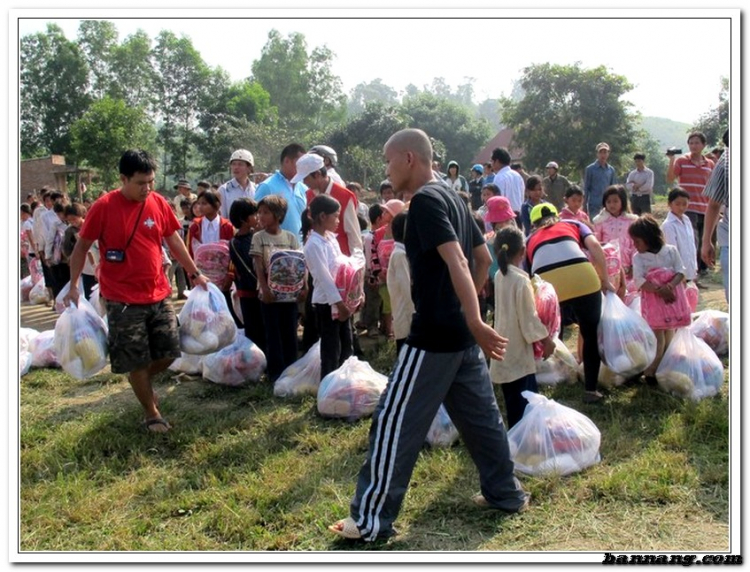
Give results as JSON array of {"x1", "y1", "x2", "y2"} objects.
[
  {"x1": 20, "y1": 327, "x2": 40, "y2": 354},
  {"x1": 597, "y1": 291, "x2": 656, "y2": 377},
  {"x1": 178, "y1": 283, "x2": 237, "y2": 355},
  {"x1": 317, "y1": 356, "x2": 387, "y2": 421},
  {"x1": 169, "y1": 352, "x2": 204, "y2": 376},
  {"x1": 194, "y1": 240, "x2": 231, "y2": 287},
  {"x1": 202, "y1": 332, "x2": 266, "y2": 386},
  {"x1": 689, "y1": 310, "x2": 729, "y2": 356},
  {"x1": 531, "y1": 275, "x2": 561, "y2": 360},
  {"x1": 685, "y1": 281, "x2": 699, "y2": 313},
  {"x1": 508, "y1": 391, "x2": 601, "y2": 476},
  {"x1": 54, "y1": 298, "x2": 109, "y2": 380},
  {"x1": 29, "y1": 257, "x2": 43, "y2": 284},
  {"x1": 21, "y1": 276, "x2": 33, "y2": 302},
  {"x1": 627, "y1": 293, "x2": 641, "y2": 316},
  {"x1": 332, "y1": 249, "x2": 366, "y2": 318},
  {"x1": 656, "y1": 328, "x2": 724, "y2": 401},
  {"x1": 425, "y1": 404, "x2": 459, "y2": 448},
  {"x1": 20, "y1": 351, "x2": 33, "y2": 376},
  {"x1": 640, "y1": 267, "x2": 692, "y2": 330},
  {"x1": 274, "y1": 340, "x2": 322, "y2": 397},
  {"x1": 578, "y1": 361, "x2": 626, "y2": 390},
  {"x1": 267, "y1": 249, "x2": 306, "y2": 302},
  {"x1": 89, "y1": 284, "x2": 106, "y2": 318},
  {"x1": 54, "y1": 277, "x2": 84, "y2": 314},
  {"x1": 535, "y1": 338, "x2": 579, "y2": 386},
  {"x1": 29, "y1": 330, "x2": 59, "y2": 368},
  {"x1": 230, "y1": 284, "x2": 243, "y2": 326},
  {"x1": 29, "y1": 277, "x2": 50, "y2": 305}
]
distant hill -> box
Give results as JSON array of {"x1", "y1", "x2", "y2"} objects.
[{"x1": 639, "y1": 116, "x2": 692, "y2": 150}]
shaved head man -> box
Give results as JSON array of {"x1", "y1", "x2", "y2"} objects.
[{"x1": 329, "y1": 128, "x2": 528, "y2": 542}]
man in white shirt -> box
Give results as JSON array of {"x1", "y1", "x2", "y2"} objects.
[
  {"x1": 625, "y1": 153, "x2": 655, "y2": 215},
  {"x1": 490, "y1": 147, "x2": 524, "y2": 224},
  {"x1": 218, "y1": 149, "x2": 256, "y2": 219}
]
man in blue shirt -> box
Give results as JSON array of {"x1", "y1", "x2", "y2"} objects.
[
  {"x1": 583, "y1": 142, "x2": 616, "y2": 218},
  {"x1": 253, "y1": 143, "x2": 307, "y2": 239}
]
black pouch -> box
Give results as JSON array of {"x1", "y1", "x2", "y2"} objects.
[{"x1": 105, "y1": 249, "x2": 126, "y2": 263}]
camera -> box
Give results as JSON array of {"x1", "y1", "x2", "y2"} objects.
[
  {"x1": 666, "y1": 147, "x2": 682, "y2": 156},
  {"x1": 105, "y1": 249, "x2": 126, "y2": 263}
]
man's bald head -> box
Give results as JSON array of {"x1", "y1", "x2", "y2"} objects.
[{"x1": 384, "y1": 128, "x2": 433, "y2": 166}]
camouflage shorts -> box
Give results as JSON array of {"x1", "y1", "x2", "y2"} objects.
[{"x1": 104, "y1": 297, "x2": 180, "y2": 374}]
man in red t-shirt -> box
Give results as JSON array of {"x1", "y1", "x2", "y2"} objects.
[{"x1": 64, "y1": 150, "x2": 209, "y2": 433}]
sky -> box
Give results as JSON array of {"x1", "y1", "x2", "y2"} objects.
[{"x1": 14, "y1": 8, "x2": 736, "y2": 126}]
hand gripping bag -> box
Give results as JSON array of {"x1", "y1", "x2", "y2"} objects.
[
  {"x1": 29, "y1": 330, "x2": 59, "y2": 368},
  {"x1": 508, "y1": 391, "x2": 601, "y2": 476},
  {"x1": 317, "y1": 356, "x2": 387, "y2": 421},
  {"x1": 656, "y1": 328, "x2": 724, "y2": 401},
  {"x1": 194, "y1": 240, "x2": 231, "y2": 287},
  {"x1": 689, "y1": 310, "x2": 729, "y2": 356},
  {"x1": 274, "y1": 340, "x2": 322, "y2": 397},
  {"x1": 332, "y1": 248, "x2": 366, "y2": 318},
  {"x1": 597, "y1": 291, "x2": 656, "y2": 377},
  {"x1": 267, "y1": 249, "x2": 306, "y2": 302},
  {"x1": 54, "y1": 277, "x2": 85, "y2": 314},
  {"x1": 54, "y1": 298, "x2": 109, "y2": 380},
  {"x1": 425, "y1": 404, "x2": 459, "y2": 448},
  {"x1": 178, "y1": 283, "x2": 237, "y2": 355},
  {"x1": 531, "y1": 275, "x2": 561, "y2": 360},
  {"x1": 640, "y1": 267, "x2": 691, "y2": 330},
  {"x1": 535, "y1": 338, "x2": 579, "y2": 386},
  {"x1": 202, "y1": 331, "x2": 267, "y2": 386}
]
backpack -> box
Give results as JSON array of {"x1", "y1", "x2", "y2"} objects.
[{"x1": 267, "y1": 249, "x2": 306, "y2": 302}]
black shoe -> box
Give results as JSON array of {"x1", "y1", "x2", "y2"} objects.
[
  {"x1": 624, "y1": 374, "x2": 642, "y2": 387},
  {"x1": 644, "y1": 375, "x2": 658, "y2": 386}
]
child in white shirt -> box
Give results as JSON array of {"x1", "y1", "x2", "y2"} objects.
[{"x1": 386, "y1": 212, "x2": 414, "y2": 355}]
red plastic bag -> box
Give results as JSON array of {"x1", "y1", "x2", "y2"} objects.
[
  {"x1": 640, "y1": 268, "x2": 691, "y2": 330},
  {"x1": 531, "y1": 275, "x2": 560, "y2": 360}
]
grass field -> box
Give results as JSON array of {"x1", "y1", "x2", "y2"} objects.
[{"x1": 17, "y1": 198, "x2": 732, "y2": 555}]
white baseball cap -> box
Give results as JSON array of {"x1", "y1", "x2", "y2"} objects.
[
  {"x1": 291, "y1": 153, "x2": 325, "y2": 184},
  {"x1": 545, "y1": 161, "x2": 559, "y2": 170}
]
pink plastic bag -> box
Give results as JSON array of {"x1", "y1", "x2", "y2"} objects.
[
  {"x1": 640, "y1": 268, "x2": 691, "y2": 330},
  {"x1": 531, "y1": 275, "x2": 560, "y2": 360},
  {"x1": 194, "y1": 240, "x2": 231, "y2": 287},
  {"x1": 685, "y1": 281, "x2": 699, "y2": 313},
  {"x1": 332, "y1": 249, "x2": 365, "y2": 318}
]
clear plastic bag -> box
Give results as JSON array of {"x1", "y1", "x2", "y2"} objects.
[
  {"x1": 535, "y1": 338, "x2": 579, "y2": 386},
  {"x1": 202, "y1": 331, "x2": 267, "y2": 386},
  {"x1": 54, "y1": 277, "x2": 84, "y2": 314},
  {"x1": 531, "y1": 275, "x2": 560, "y2": 360},
  {"x1": 425, "y1": 404, "x2": 459, "y2": 448},
  {"x1": 20, "y1": 327, "x2": 40, "y2": 354},
  {"x1": 578, "y1": 361, "x2": 626, "y2": 390},
  {"x1": 274, "y1": 341, "x2": 321, "y2": 397},
  {"x1": 689, "y1": 310, "x2": 729, "y2": 356},
  {"x1": 20, "y1": 351, "x2": 32, "y2": 377},
  {"x1": 317, "y1": 356, "x2": 387, "y2": 421},
  {"x1": 656, "y1": 328, "x2": 724, "y2": 401},
  {"x1": 30, "y1": 330, "x2": 59, "y2": 368},
  {"x1": 29, "y1": 277, "x2": 50, "y2": 305},
  {"x1": 169, "y1": 352, "x2": 204, "y2": 376},
  {"x1": 597, "y1": 291, "x2": 656, "y2": 377},
  {"x1": 685, "y1": 281, "x2": 699, "y2": 313},
  {"x1": 178, "y1": 283, "x2": 237, "y2": 355},
  {"x1": 230, "y1": 284, "x2": 243, "y2": 326},
  {"x1": 508, "y1": 391, "x2": 601, "y2": 476},
  {"x1": 89, "y1": 284, "x2": 106, "y2": 318},
  {"x1": 54, "y1": 298, "x2": 109, "y2": 380},
  {"x1": 21, "y1": 276, "x2": 33, "y2": 302}
]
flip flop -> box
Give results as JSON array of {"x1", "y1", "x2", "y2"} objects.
[
  {"x1": 144, "y1": 417, "x2": 171, "y2": 433},
  {"x1": 328, "y1": 517, "x2": 363, "y2": 540}
]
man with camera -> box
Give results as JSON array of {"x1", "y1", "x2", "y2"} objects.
[
  {"x1": 64, "y1": 149, "x2": 210, "y2": 434},
  {"x1": 666, "y1": 132, "x2": 715, "y2": 279},
  {"x1": 625, "y1": 153, "x2": 654, "y2": 215}
]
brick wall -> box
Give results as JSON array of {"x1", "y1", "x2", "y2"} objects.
[{"x1": 20, "y1": 156, "x2": 68, "y2": 203}]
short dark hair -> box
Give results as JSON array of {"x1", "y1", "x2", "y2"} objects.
[
  {"x1": 667, "y1": 187, "x2": 690, "y2": 204},
  {"x1": 564, "y1": 185, "x2": 584, "y2": 199},
  {"x1": 368, "y1": 203, "x2": 384, "y2": 224},
  {"x1": 197, "y1": 180, "x2": 211, "y2": 190},
  {"x1": 280, "y1": 143, "x2": 306, "y2": 164},
  {"x1": 197, "y1": 189, "x2": 221, "y2": 210},
  {"x1": 510, "y1": 162, "x2": 523, "y2": 171},
  {"x1": 379, "y1": 181, "x2": 393, "y2": 195},
  {"x1": 309, "y1": 194, "x2": 340, "y2": 221},
  {"x1": 357, "y1": 213, "x2": 369, "y2": 232},
  {"x1": 49, "y1": 191, "x2": 64, "y2": 203},
  {"x1": 179, "y1": 198, "x2": 192, "y2": 209},
  {"x1": 633, "y1": 153, "x2": 646, "y2": 161},
  {"x1": 346, "y1": 182, "x2": 363, "y2": 195},
  {"x1": 628, "y1": 214, "x2": 664, "y2": 253},
  {"x1": 119, "y1": 149, "x2": 158, "y2": 178},
  {"x1": 601, "y1": 185, "x2": 630, "y2": 213},
  {"x1": 52, "y1": 202, "x2": 65, "y2": 214},
  {"x1": 259, "y1": 194, "x2": 288, "y2": 223},
  {"x1": 687, "y1": 131, "x2": 707, "y2": 145},
  {"x1": 391, "y1": 212, "x2": 407, "y2": 243},
  {"x1": 20, "y1": 203, "x2": 32, "y2": 215},
  {"x1": 490, "y1": 147, "x2": 511, "y2": 166},
  {"x1": 481, "y1": 183, "x2": 501, "y2": 196},
  {"x1": 229, "y1": 197, "x2": 259, "y2": 229},
  {"x1": 525, "y1": 175, "x2": 542, "y2": 190},
  {"x1": 64, "y1": 203, "x2": 86, "y2": 218}
]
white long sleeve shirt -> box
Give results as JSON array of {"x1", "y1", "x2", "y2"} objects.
[
  {"x1": 304, "y1": 230, "x2": 343, "y2": 305},
  {"x1": 386, "y1": 243, "x2": 415, "y2": 340},
  {"x1": 661, "y1": 211, "x2": 697, "y2": 281}
]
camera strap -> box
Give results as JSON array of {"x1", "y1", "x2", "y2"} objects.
[{"x1": 122, "y1": 199, "x2": 147, "y2": 253}]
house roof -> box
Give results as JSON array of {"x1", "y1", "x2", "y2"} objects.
[{"x1": 473, "y1": 127, "x2": 524, "y2": 164}]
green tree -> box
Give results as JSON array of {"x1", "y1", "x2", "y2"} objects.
[
  {"x1": 77, "y1": 20, "x2": 118, "y2": 99},
  {"x1": 691, "y1": 76, "x2": 729, "y2": 148},
  {"x1": 500, "y1": 63, "x2": 640, "y2": 179},
  {"x1": 70, "y1": 96, "x2": 157, "y2": 189},
  {"x1": 20, "y1": 24, "x2": 92, "y2": 158},
  {"x1": 108, "y1": 30, "x2": 155, "y2": 109},
  {"x1": 347, "y1": 78, "x2": 399, "y2": 116}
]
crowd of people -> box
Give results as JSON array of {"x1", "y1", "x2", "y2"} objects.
[{"x1": 19, "y1": 126, "x2": 729, "y2": 542}]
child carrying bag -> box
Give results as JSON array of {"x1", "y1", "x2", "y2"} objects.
[{"x1": 640, "y1": 267, "x2": 691, "y2": 330}]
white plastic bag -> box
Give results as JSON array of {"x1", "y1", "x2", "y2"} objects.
[
  {"x1": 29, "y1": 330, "x2": 59, "y2": 368},
  {"x1": 578, "y1": 361, "x2": 627, "y2": 390},
  {"x1": 535, "y1": 338, "x2": 579, "y2": 386},
  {"x1": 89, "y1": 284, "x2": 106, "y2": 318},
  {"x1": 317, "y1": 356, "x2": 387, "y2": 421},
  {"x1": 425, "y1": 404, "x2": 459, "y2": 448},
  {"x1": 689, "y1": 310, "x2": 729, "y2": 356},
  {"x1": 21, "y1": 276, "x2": 33, "y2": 302},
  {"x1": 274, "y1": 341, "x2": 322, "y2": 397},
  {"x1": 598, "y1": 291, "x2": 656, "y2": 377},
  {"x1": 508, "y1": 391, "x2": 601, "y2": 476},
  {"x1": 29, "y1": 277, "x2": 50, "y2": 305},
  {"x1": 656, "y1": 328, "x2": 724, "y2": 401},
  {"x1": 169, "y1": 352, "x2": 204, "y2": 376},
  {"x1": 178, "y1": 283, "x2": 237, "y2": 355},
  {"x1": 20, "y1": 327, "x2": 40, "y2": 354},
  {"x1": 202, "y1": 332, "x2": 266, "y2": 386},
  {"x1": 230, "y1": 284, "x2": 243, "y2": 326},
  {"x1": 54, "y1": 298, "x2": 109, "y2": 379},
  {"x1": 54, "y1": 277, "x2": 84, "y2": 314},
  {"x1": 20, "y1": 351, "x2": 33, "y2": 376}
]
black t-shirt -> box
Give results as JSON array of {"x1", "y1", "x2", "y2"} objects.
[
  {"x1": 405, "y1": 180, "x2": 484, "y2": 352},
  {"x1": 229, "y1": 232, "x2": 258, "y2": 292}
]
